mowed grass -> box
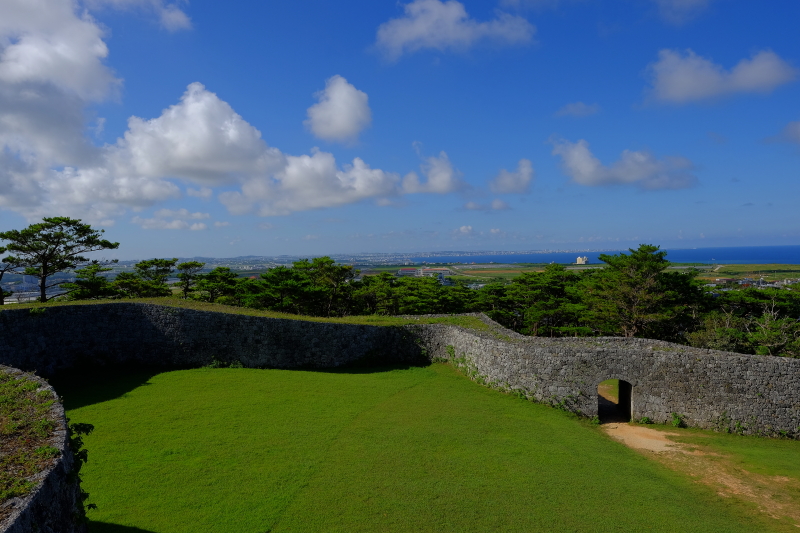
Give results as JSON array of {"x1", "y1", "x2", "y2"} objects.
[{"x1": 55, "y1": 364, "x2": 779, "y2": 533}]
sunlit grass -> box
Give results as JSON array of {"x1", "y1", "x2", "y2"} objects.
[{"x1": 55, "y1": 364, "x2": 781, "y2": 533}]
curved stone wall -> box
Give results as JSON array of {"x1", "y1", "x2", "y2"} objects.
[
  {"x1": 415, "y1": 317, "x2": 800, "y2": 437},
  {"x1": 0, "y1": 302, "x2": 797, "y2": 438},
  {"x1": 2, "y1": 302, "x2": 799, "y2": 530},
  {"x1": 0, "y1": 366, "x2": 85, "y2": 533}
]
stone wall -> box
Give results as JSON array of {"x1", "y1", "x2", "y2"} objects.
[
  {"x1": 0, "y1": 303, "x2": 425, "y2": 376},
  {"x1": 413, "y1": 315, "x2": 800, "y2": 437},
  {"x1": 0, "y1": 303, "x2": 797, "y2": 437},
  {"x1": 0, "y1": 366, "x2": 86, "y2": 533},
  {"x1": 2, "y1": 303, "x2": 799, "y2": 531}
]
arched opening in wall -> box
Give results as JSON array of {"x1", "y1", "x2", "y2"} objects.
[{"x1": 597, "y1": 379, "x2": 632, "y2": 423}]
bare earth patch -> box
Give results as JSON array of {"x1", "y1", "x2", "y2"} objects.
[{"x1": 603, "y1": 423, "x2": 800, "y2": 528}]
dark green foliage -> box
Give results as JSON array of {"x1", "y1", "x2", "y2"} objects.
[
  {"x1": 0, "y1": 217, "x2": 119, "y2": 302},
  {"x1": 113, "y1": 258, "x2": 177, "y2": 298},
  {"x1": 176, "y1": 261, "x2": 205, "y2": 299},
  {"x1": 583, "y1": 245, "x2": 703, "y2": 339},
  {"x1": 0, "y1": 245, "x2": 18, "y2": 305},
  {"x1": 195, "y1": 267, "x2": 239, "y2": 303},
  {"x1": 61, "y1": 262, "x2": 118, "y2": 300}
]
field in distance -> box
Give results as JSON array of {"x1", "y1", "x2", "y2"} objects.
[{"x1": 54, "y1": 364, "x2": 799, "y2": 532}]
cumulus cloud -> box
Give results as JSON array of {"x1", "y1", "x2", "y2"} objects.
[
  {"x1": 653, "y1": 0, "x2": 712, "y2": 24},
  {"x1": 376, "y1": 0, "x2": 535, "y2": 60},
  {"x1": 0, "y1": 0, "x2": 469, "y2": 223},
  {"x1": 0, "y1": 0, "x2": 120, "y2": 101},
  {"x1": 555, "y1": 102, "x2": 600, "y2": 117},
  {"x1": 402, "y1": 151, "x2": 464, "y2": 193},
  {"x1": 220, "y1": 151, "x2": 402, "y2": 216},
  {"x1": 489, "y1": 158, "x2": 533, "y2": 194},
  {"x1": 305, "y1": 75, "x2": 371, "y2": 143},
  {"x1": 551, "y1": 138, "x2": 697, "y2": 190},
  {"x1": 458, "y1": 225, "x2": 473, "y2": 235},
  {"x1": 647, "y1": 49, "x2": 797, "y2": 104},
  {"x1": 84, "y1": 0, "x2": 191, "y2": 31},
  {"x1": 115, "y1": 82, "x2": 284, "y2": 184},
  {"x1": 214, "y1": 221, "x2": 230, "y2": 227}
]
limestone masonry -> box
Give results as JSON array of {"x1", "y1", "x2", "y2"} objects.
[
  {"x1": 3, "y1": 302, "x2": 798, "y2": 531},
  {"x1": 0, "y1": 303, "x2": 797, "y2": 436},
  {"x1": 0, "y1": 366, "x2": 85, "y2": 533}
]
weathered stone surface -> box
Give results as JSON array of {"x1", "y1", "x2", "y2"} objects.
[
  {"x1": 0, "y1": 366, "x2": 86, "y2": 533},
  {"x1": 0, "y1": 302, "x2": 797, "y2": 437},
  {"x1": 412, "y1": 314, "x2": 800, "y2": 437},
  {"x1": 2, "y1": 303, "x2": 798, "y2": 531}
]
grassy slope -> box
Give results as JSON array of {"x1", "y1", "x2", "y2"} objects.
[{"x1": 55, "y1": 364, "x2": 783, "y2": 533}]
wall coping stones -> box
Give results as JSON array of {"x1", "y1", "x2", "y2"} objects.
[{"x1": 0, "y1": 366, "x2": 85, "y2": 533}]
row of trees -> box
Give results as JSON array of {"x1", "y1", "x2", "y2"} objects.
[{"x1": 1, "y1": 218, "x2": 798, "y2": 357}]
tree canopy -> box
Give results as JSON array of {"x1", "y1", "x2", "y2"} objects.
[{"x1": 0, "y1": 217, "x2": 119, "y2": 302}]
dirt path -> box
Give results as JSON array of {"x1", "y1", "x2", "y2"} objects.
[{"x1": 603, "y1": 423, "x2": 800, "y2": 528}]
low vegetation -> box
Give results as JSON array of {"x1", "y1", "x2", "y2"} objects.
[
  {"x1": 54, "y1": 364, "x2": 787, "y2": 532},
  {"x1": 0, "y1": 370, "x2": 60, "y2": 521}
]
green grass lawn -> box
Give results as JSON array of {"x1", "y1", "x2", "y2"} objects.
[{"x1": 54, "y1": 364, "x2": 785, "y2": 533}]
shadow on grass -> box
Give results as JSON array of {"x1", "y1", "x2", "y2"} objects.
[
  {"x1": 89, "y1": 522, "x2": 158, "y2": 533},
  {"x1": 49, "y1": 365, "x2": 168, "y2": 411},
  {"x1": 309, "y1": 361, "x2": 431, "y2": 375},
  {"x1": 50, "y1": 360, "x2": 431, "y2": 410}
]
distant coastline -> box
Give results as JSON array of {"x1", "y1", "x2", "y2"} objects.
[{"x1": 108, "y1": 245, "x2": 800, "y2": 267}]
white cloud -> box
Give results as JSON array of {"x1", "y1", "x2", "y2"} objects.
[
  {"x1": 551, "y1": 138, "x2": 697, "y2": 190},
  {"x1": 489, "y1": 158, "x2": 533, "y2": 193},
  {"x1": 376, "y1": 0, "x2": 535, "y2": 60},
  {"x1": 0, "y1": 0, "x2": 120, "y2": 101},
  {"x1": 214, "y1": 221, "x2": 230, "y2": 227},
  {"x1": 219, "y1": 151, "x2": 402, "y2": 216},
  {"x1": 490, "y1": 228, "x2": 501, "y2": 234},
  {"x1": 402, "y1": 151, "x2": 464, "y2": 193},
  {"x1": 647, "y1": 49, "x2": 797, "y2": 104},
  {"x1": 83, "y1": 0, "x2": 191, "y2": 31},
  {"x1": 305, "y1": 75, "x2": 371, "y2": 143},
  {"x1": 555, "y1": 101, "x2": 600, "y2": 117},
  {"x1": 115, "y1": 82, "x2": 284, "y2": 184},
  {"x1": 0, "y1": 2, "x2": 469, "y2": 223},
  {"x1": 458, "y1": 225, "x2": 473, "y2": 235},
  {"x1": 653, "y1": 0, "x2": 712, "y2": 24}
]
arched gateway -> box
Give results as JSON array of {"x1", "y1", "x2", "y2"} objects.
[
  {"x1": 0, "y1": 305, "x2": 798, "y2": 437},
  {"x1": 597, "y1": 379, "x2": 633, "y2": 423}
]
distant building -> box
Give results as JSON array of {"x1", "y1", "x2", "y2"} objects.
[
  {"x1": 419, "y1": 268, "x2": 451, "y2": 277},
  {"x1": 396, "y1": 268, "x2": 418, "y2": 277},
  {"x1": 576, "y1": 256, "x2": 589, "y2": 265}
]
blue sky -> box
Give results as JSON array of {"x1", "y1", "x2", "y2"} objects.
[{"x1": 0, "y1": 0, "x2": 798, "y2": 259}]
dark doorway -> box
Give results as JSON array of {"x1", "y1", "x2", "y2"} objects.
[{"x1": 597, "y1": 379, "x2": 632, "y2": 423}]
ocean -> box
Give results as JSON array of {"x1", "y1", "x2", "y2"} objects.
[{"x1": 407, "y1": 245, "x2": 800, "y2": 265}]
